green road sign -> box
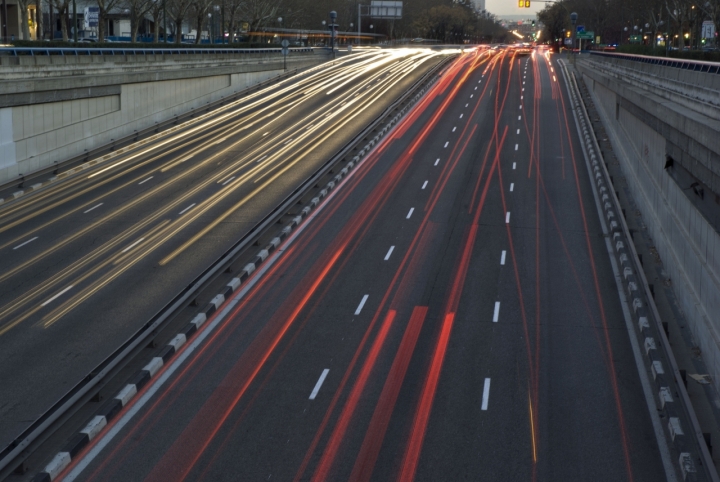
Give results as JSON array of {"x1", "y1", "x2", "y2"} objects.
[{"x1": 576, "y1": 31, "x2": 594, "y2": 40}]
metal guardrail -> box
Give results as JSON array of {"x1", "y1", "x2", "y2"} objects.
[
  {"x1": 0, "y1": 46, "x2": 316, "y2": 57},
  {"x1": 588, "y1": 51, "x2": 720, "y2": 74}
]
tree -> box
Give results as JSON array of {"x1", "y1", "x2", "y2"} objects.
[
  {"x1": 148, "y1": 0, "x2": 164, "y2": 42},
  {"x1": 167, "y1": 0, "x2": 193, "y2": 43},
  {"x1": 97, "y1": 0, "x2": 124, "y2": 41},
  {"x1": 125, "y1": 0, "x2": 155, "y2": 41},
  {"x1": 52, "y1": 0, "x2": 70, "y2": 40},
  {"x1": 699, "y1": 0, "x2": 720, "y2": 47},
  {"x1": 239, "y1": 0, "x2": 282, "y2": 42},
  {"x1": 16, "y1": 0, "x2": 32, "y2": 39},
  {"x1": 189, "y1": 0, "x2": 212, "y2": 44},
  {"x1": 36, "y1": 0, "x2": 44, "y2": 40},
  {"x1": 538, "y1": 2, "x2": 569, "y2": 50}
]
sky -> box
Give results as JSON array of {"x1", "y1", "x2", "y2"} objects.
[{"x1": 484, "y1": 0, "x2": 542, "y2": 19}]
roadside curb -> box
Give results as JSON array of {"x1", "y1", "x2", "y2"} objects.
[{"x1": 29, "y1": 62, "x2": 444, "y2": 482}]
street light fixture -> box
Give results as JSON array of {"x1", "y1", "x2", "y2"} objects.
[{"x1": 208, "y1": 12, "x2": 212, "y2": 44}]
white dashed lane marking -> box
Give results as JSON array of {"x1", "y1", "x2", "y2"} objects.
[
  {"x1": 13, "y1": 237, "x2": 38, "y2": 250},
  {"x1": 84, "y1": 203, "x2": 103, "y2": 214},
  {"x1": 355, "y1": 295, "x2": 369, "y2": 315},
  {"x1": 309, "y1": 369, "x2": 330, "y2": 400},
  {"x1": 481, "y1": 378, "x2": 491, "y2": 410},
  {"x1": 493, "y1": 302, "x2": 501, "y2": 322},
  {"x1": 41, "y1": 285, "x2": 74, "y2": 307}
]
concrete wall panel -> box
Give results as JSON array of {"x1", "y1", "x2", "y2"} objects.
[{"x1": 582, "y1": 63, "x2": 720, "y2": 391}]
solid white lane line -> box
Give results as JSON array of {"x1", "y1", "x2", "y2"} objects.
[
  {"x1": 513, "y1": 162, "x2": 517, "y2": 170},
  {"x1": 422, "y1": 181, "x2": 428, "y2": 190},
  {"x1": 13, "y1": 237, "x2": 38, "y2": 250},
  {"x1": 481, "y1": 378, "x2": 491, "y2": 410},
  {"x1": 444, "y1": 142, "x2": 449, "y2": 148},
  {"x1": 406, "y1": 207, "x2": 414, "y2": 219},
  {"x1": 505, "y1": 212, "x2": 511, "y2": 224},
  {"x1": 384, "y1": 246, "x2": 395, "y2": 261},
  {"x1": 500, "y1": 250, "x2": 506, "y2": 265},
  {"x1": 493, "y1": 302, "x2": 501, "y2": 322},
  {"x1": 221, "y1": 176, "x2": 235, "y2": 186},
  {"x1": 178, "y1": 203, "x2": 196, "y2": 215},
  {"x1": 138, "y1": 176, "x2": 153, "y2": 185},
  {"x1": 41, "y1": 285, "x2": 74, "y2": 307},
  {"x1": 452, "y1": 127, "x2": 457, "y2": 132},
  {"x1": 84, "y1": 203, "x2": 103, "y2": 214},
  {"x1": 121, "y1": 237, "x2": 145, "y2": 253},
  {"x1": 515, "y1": 144, "x2": 518, "y2": 151},
  {"x1": 434, "y1": 159, "x2": 440, "y2": 166},
  {"x1": 516, "y1": 129, "x2": 520, "y2": 134},
  {"x1": 355, "y1": 295, "x2": 369, "y2": 315},
  {"x1": 510, "y1": 183, "x2": 514, "y2": 192},
  {"x1": 309, "y1": 369, "x2": 330, "y2": 400}
]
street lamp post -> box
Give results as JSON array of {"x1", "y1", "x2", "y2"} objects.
[
  {"x1": 570, "y1": 12, "x2": 577, "y2": 63},
  {"x1": 208, "y1": 12, "x2": 212, "y2": 43},
  {"x1": 329, "y1": 10, "x2": 337, "y2": 59},
  {"x1": 213, "y1": 5, "x2": 219, "y2": 43}
]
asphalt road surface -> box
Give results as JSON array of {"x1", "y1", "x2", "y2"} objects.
[
  {"x1": 0, "y1": 48, "x2": 452, "y2": 448},
  {"x1": 35, "y1": 47, "x2": 667, "y2": 481}
]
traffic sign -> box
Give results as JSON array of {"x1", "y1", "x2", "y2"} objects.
[
  {"x1": 576, "y1": 25, "x2": 585, "y2": 33},
  {"x1": 576, "y1": 31, "x2": 594, "y2": 40},
  {"x1": 281, "y1": 39, "x2": 289, "y2": 48},
  {"x1": 281, "y1": 47, "x2": 289, "y2": 56}
]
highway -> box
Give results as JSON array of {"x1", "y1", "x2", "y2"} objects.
[
  {"x1": 52, "y1": 48, "x2": 667, "y2": 481},
  {"x1": 0, "y1": 48, "x2": 452, "y2": 449}
]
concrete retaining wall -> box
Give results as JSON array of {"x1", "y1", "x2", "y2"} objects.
[
  {"x1": 578, "y1": 57, "x2": 720, "y2": 390},
  {"x1": 0, "y1": 51, "x2": 328, "y2": 185}
]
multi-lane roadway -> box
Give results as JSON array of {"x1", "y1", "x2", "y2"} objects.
[
  {"x1": 0, "y1": 48, "x2": 452, "y2": 450},
  {"x1": 40, "y1": 47, "x2": 670, "y2": 481}
]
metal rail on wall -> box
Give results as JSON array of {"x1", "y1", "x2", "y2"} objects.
[
  {"x1": 588, "y1": 50, "x2": 720, "y2": 74},
  {"x1": 0, "y1": 46, "x2": 316, "y2": 57}
]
